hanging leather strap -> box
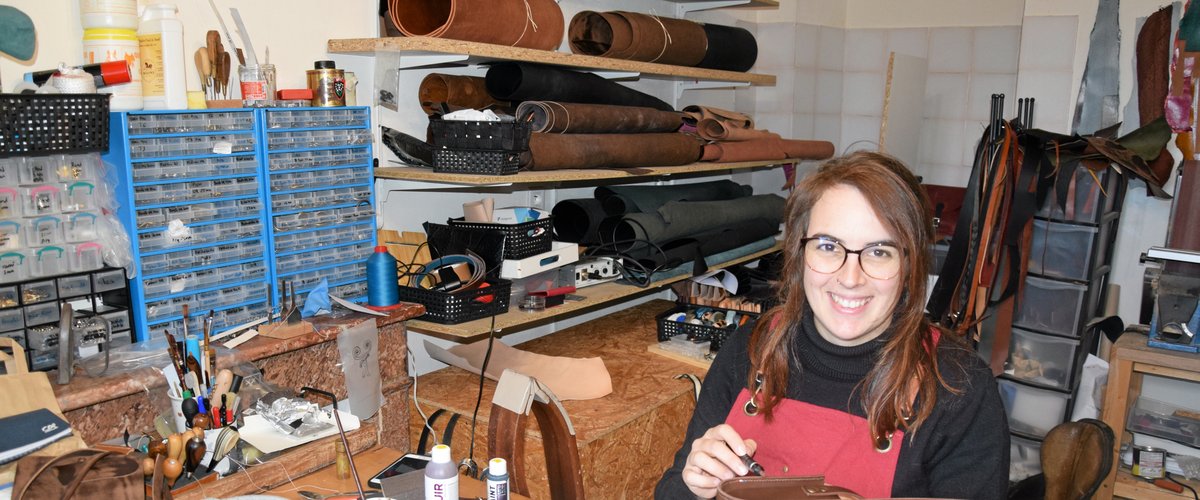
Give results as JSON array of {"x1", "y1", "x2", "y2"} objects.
[
  {"x1": 417, "y1": 408, "x2": 463, "y2": 456},
  {"x1": 15, "y1": 449, "x2": 112, "y2": 500}
]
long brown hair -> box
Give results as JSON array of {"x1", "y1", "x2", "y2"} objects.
[{"x1": 748, "y1": 151, "x2": 953, "y2": 446}]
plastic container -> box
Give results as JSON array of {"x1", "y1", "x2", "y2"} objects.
[
  {"x1": 425, "y1": 444, "x2": 458, "y2": 500},
  {"x1": 1002, "y1": 327, "x2": 1080, "y2": 390},
  {"x1": 1013, "y1": 275, "x2": 1088, "y2": 337},
  {"x1": 240, "y1": 64, "x2": 277, "y2": 108},
  {"x1": 1028, "y1": 219, "x2": 1100, "y2": 281},
  {"x1": 1127, "y1": 396, "x2": 1200, "y2": 447},
  {"x1": 0, "y1": 94, "x2": 111, "y2": 158},
  {"x1": 80, "y1": 0, "x2": 139, "y2": 29},
  {"x1": 83, "y1": 28, "x2": 143, "y2": 111},
  {"x1": 997, "y1": 378, "x2": 1069, "y2": 438},
  {"x1": 138, "y1": 3, "x2": 187, "y2": 110}
]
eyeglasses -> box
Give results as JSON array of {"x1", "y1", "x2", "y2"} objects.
[{"x1": 800, "y1": 236, "x2": 902, "y2": 280}]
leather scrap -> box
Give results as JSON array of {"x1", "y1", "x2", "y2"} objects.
[{"x1": 418, "y1": 73, "x2": 510, "y2": 116}]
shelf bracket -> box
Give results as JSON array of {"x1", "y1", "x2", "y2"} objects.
[
  {"x1": 674, "y1": 0, "x2": 753, "y2": 17},
  {"x1": 674, "y1": 80, "x2": 749, "y2": 102},
  {"x1": 592, "y1": 71, "x2": 641, "y2": 81},
  {"x1": 396, "y1": 52, "x2": 470, "y2": 69}
]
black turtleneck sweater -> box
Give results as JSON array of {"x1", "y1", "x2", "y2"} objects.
[{"x1": 654, "y1": 312, "x2": 1009, "y2": 499}]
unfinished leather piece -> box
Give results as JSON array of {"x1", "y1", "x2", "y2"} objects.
[
  {"x1": 568, "y1": 11, "x2": 707, "y2": 66},
  {"x1": 615, "y1": 194, "x2": 785, "y2": 248},
  {"x1": 697, "y1": 120, "x2": 778, "y2": 141},
  {"x1": 387, "y1": 0, "x2": 564, "y2": 50},
  {"x1": 701, "y1": 138, "x2": 836, "y2": 163},
  {"x1": 526, "y1": 132, "x2": 702, "y2": 170},
  {"x1": 486, "y1": 62, "x2": 674, "y2": 111},
  {"x1": 718, "y1": 476, "x2": 864, "y2": 500},
  {"x1": 1041, "y1": 418, "x2": 1114, "y2": 500},
  {"x1": 516, "y1": 101, "x2": 683, "y2": 134},
  {"x1": 1138, "y1": 6, "x2": 1173, "y2": 125},
  {"x1": 425, "y1": 338, "x2": 613, "y2": 400},
  {"x1": 418, "y1": 73, "x2": 510, "y2": 116},
  {"x1": 697, "y1": 23, "x2": 758, "y2": 72},
  {"x1": 1170, "y1": 160, "x2": 1200, "y2": 251},
  {"x1": 595, "y1": 179, "x2": 752, "y2": 215},
  {"x1": 682, "y1": 105, "x2": 754, "y2": 129}
]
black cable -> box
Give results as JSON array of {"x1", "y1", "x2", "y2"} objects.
[
  {"x1": 1168, "y1": 473, "x2": 1199, "y2": 500},
  {"x1": 463, "y1": 312, "x2": 497, "y2": 479}
]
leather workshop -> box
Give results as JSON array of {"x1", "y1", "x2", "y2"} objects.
[{"x1": 3, "y1": 0, "x2": 1200, "y2": 498}]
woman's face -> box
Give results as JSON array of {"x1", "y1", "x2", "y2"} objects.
[{"x1": 802, "y1": 184, "x2": 903, "y2": 346}]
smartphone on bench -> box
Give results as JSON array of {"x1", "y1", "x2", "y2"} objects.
[{"x1": 368, "y1": 453, "x2": 432, "y2": 489}]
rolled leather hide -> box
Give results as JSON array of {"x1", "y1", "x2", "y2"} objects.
[
  {"x1": 682, "y1": 105, "x2": 754, "y2": 129},
  {"x1": 615, "y1": 194, "x2": 786, "y2": 248},
  {"x1": 526, "y1": 132, "x2": 703, "y2": 171},
  {"x1": 594, "y1": 179, "x2": 752, "y2": 215},
  {"x1": 550, "y1": 198, "x2": 612, "y2": 245},
  {"x1": 697, "y1": 120, "x2": 778, "y2": 141},
  {"x1": 419, "y1": 74, "x2": 510, "y2": 115},
  {"x1": 701, "y1": 137, "x2": 835, "y2": 162},
  {"x1": 486, "y1": 62, "x2": 674, "y2": 111},
  {"x1": 624, "y1": 218, "x2": 779, "y2": 269},
  {"x1": 516, "y1": 101, "x2": 683, "y2": 134},
  {"x1": 697, "y1": 23, "x2": 758, "y2": 72},
  {"x1": 568, "y1": 11, "x2": 707, "y2": 66},
  {"x1": 388, "y1": 0, "x2": 564, "y2": 51}
]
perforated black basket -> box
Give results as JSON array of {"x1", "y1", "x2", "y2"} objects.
[
  {"x1": 447, "y1": 217, "x2": 553, "y2": 259},
  {"x1": 656, "y1": 304, "x2": 758, "y2": 351},
  {"x1": 0, "y1": 94, "x2": 110, "y2": 158},
  {"x1": 428, "y1": 118, "x2": 531, "y2": 175},
  {"x1": 396, "y1": 279, "x2": 511, "y2": 324}
]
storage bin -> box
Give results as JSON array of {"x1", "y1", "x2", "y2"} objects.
[
  {"x1": 0, "y1": 329, "x2": 24, "y2": 347},
  {"x1": 448, "y1": 216, "x2": 553, "y2": 260},
  {"x1": 99, "y1": 309, "x2": 131, "y2": 332},
  {"x1": 0, "y1": 158, "x2": 20, "y2": 186},
  {"x1": 26, "y1": 216, "x2": 64, "y2": 247},
  {"x1": 1013, "y1": 275, "x2": 1088, "y2": 337},
  {"x1": 397, "y1": 279, "x2": 512, "y2": 324},
  {"x1": 57, "y1": 274, "x2": 92, "y2": 297},
  {"x1": 656, "y1": 304, "x2": 757, "y2": 351},
  {"x1": 1002, "y1": 327, "x2": 1080, "y2": 390},
  {"x1": 1029, "y1": 219, "x2": 1099, "y2": 281},
  {"x1": 1036, "y1": 165, "x2": 1119, "y2": 224},
  {"x1": 0, "y1": 251, "x2": 27, "y2": 283},
  {"x1": 500, "y1": 241, "x2": 579, "y2": 279},
  {"x1": 0, "y1": 220, "x2": 21, "y2": 249},
  {"x1": 20, "y1": 280, "x2": 58, "y2": 304},
  {"x1": 65, "y1": 212, "x2": 99, "y2": 242},
  {"x1": 29, "y1": 348, "x2": 57, "y2": 370},
  {"x1": 24, "y1": 186, "x2": 59, "y2": 216},
  {"x1": 0, "y1": 285, "x2": 17, "y2": 308},
  {"x1": 26, "y1": 324, "x2": 58, "y2": 350},
  {"x1": 508, "y1": 266, "x2": 575, "y2": 305},
  {"x1": 0, "y1": 94, "x2": 110, "y2": 157},
  {"x1": 1128, "y1": 396, "x2": 1200, "y2": 447},
  {"x1": 0, "y1": 187, "x2": 20, "y2": 218},
  {"x1": 23, "y1": 301, "x2": 60, "y2": 326},
  {"x1": 0, "y1": 308, "x2": 24, "y2": 332},
  {"x1": 1009, "y1": 435, "x2": 1043, "y2": 482},
  {"x1": 56, "y1": 154, "x2": 99, "y2": 182},
  {"x1": 31, "y1": 246, "x2": 68, "y2": 276},
  {"x1": 92, "y1": 268, "x2": 125, "y2": 292},
  {"x1": 997, "y1": 378, "x2": 1069, "y2": 438}
]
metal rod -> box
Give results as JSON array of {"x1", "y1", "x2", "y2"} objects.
[{"x1": 299, "y1": 387, "x2": 365, "y2": 499}]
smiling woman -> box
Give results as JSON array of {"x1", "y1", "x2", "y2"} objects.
[{"x1": 655, "y1": 151, "x2": 1010, "y2": 499}]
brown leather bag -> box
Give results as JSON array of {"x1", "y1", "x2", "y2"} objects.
[
  {"x1": 13, "y1": 448, "x2": 141, "y2": 500},
  {"x1": 1040, "y1": 418, "x2": 1114, "y2": 500},
  {"x1": 718, "y1": 476, "x2": 865, "y2": 500}
]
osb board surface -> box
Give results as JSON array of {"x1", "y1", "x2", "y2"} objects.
[{"x1": 410, "y1": 300, "x2": 704, "y2": 444}]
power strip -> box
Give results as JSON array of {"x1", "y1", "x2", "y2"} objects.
[{"x1": 574, "y1": 257, "x2": 622, "y2": 288}]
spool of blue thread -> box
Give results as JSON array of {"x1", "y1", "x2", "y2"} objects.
[{"x1": 366, "y1": 245, "x2": 400, "y2": 309}]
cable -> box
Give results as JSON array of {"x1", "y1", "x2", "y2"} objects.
[
  {"x1": 462, "y1": 312, "x2": 498, "y2": 479},
  {"x1": 1168, "y1": 473, "x2": 1199, "y2": 500},
  {"x1": 407, "y1": 344, "x2": 438, "y2": 447}
]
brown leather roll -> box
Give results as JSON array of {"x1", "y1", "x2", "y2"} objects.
[
  {"x1": 700, "y1": 138, "x2": 835, "y2": 162},
  {"x1": 682, "y1": 105, "x2": 754, "y2": 129},
  {"x1": 696, "y1": 119, "x2": 778, "y2": 141},
  {"x1": 527, "y1": 133, "x2": 703, "y2": 170},
  {"x1": 568, "y1": 11, "x2": 707, "y2": 66},
  {"x1": 388, "y1": 0, "x2": 564, "y2": 50},
  {"x1": 418, "y1": 73, "x2": 509, "y2": 115},
  {"x1": 516, "y1": 101, "x2": 683, "y2": 134}
]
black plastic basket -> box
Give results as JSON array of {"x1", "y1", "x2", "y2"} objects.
[
  {"x1": 448, "y1": 217, "x2": 553, "y2": 260},
  {"x1": 429, "y1": 118, "x2": 531, "y2": 175},
  {"x1": 396, "y1": 279, "x2": 512, "y2": 324},
  {"x1": 656, "y1": 304, "x2": 758, "y2": 352},
  {"x1": 0, "y1": 94, "x2": 110, "y2": 158}
]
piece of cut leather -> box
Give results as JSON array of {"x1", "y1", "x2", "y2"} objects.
[
  {"x1": 418, "y1": 73, "x2": 510, "y2": 116},
  {"x1": 485, "y1": 62, "x2": 674, "y2": 111},
  {"x1": 526, "y1": 132, "x2": 703, "y2": 170},
  {"x1": 682, "y1": 105, "x2": 754, "y2": 129},
  {"x1": 701, "y1": 137, "x2": 836, "y2": 163},
  {"x1": 388, "y1": 0, "x2": 564, "y2": 50},
  {"x1": 1169, "y1": 160, "x2": 1200, "y2": 252},
  {"x1": 425, "y1": 339, "x2": 613, "y2": 400},
  {"x1": 516, "y1": 101, "x2": 683, "y2": 134},
  {"x1": 717, "y1": 476, "x2": 864, "y2": 500},
  {"x1": 1040, "y1": 419, "x2": 1114, "y2": 500},
  {"x1": 594, "y1": 179, "x2": 752, "y2": 215},
  {"x1": 697, "y1": 119, "x2": 778, "y2": 141},
  {"x1": 1137, "y1": 6, "x2": 1173, "y2": 126},
  {"x1": 697, "y1": 22, "x2": 758, "y2": 72}
]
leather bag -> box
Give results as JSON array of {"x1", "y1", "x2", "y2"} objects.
[
  {"x1": 718, "y1": 476, "x2": 864, "y2": 500},
  {"x1": 13, "y1": 448, "x2": 141, "y2": 500}
]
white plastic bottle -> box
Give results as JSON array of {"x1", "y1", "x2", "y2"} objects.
[
  {"x1": 137, "y1": 2, "x2": 186, "y2": 110},
  {"x1": 424, "y1": 444, "x2": 459, "y2": 500},
  {"x1": 486, "y1": 458, "x2": 509, "y2": 500},
  {"x1": 83, "y1": 28, "x2": 142, "y2": 110},
  {"x1": 80, "y1": 0, "x2": 138, "y2": 29}
]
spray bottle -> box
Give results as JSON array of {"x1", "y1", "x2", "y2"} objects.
[{"x1": 425, "y1": 444, "x2": 458, "y2": 500}]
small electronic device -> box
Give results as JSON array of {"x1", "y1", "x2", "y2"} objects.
[{"x1": 367, "y1": 453, "x2": 431, "y2": 488}]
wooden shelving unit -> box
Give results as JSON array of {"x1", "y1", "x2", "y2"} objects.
[
  {"x1": 327, "y1": 37, "x2": 775, "y2": 85},
  {"x1": 406, "y1": 243, "x2": 780, "y2": 341},
  {"x1": 375, "y1": 158, "x2": 797, "y2": 186}
]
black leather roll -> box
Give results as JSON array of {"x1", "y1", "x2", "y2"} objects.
[
  {"x1": 485, "y1": 62, "x2": 674, "y2": 111},
  {"x1": 615, "y1": 194, "x2": 785, "y2": 249},
  {"x1": 624, "y1": 217, "x2": 779, "y2": 269},
  {"x1": 594, "y1": 180, "x2": 752, "y2": 215},
  {"x1": 697, "y1": 23, "x2": 758, "y2": 72},
  {"x1": 551, "y1": 198, "x2": 612, "y2": 245}
]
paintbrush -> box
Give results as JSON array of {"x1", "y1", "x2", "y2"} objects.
[{"x1": 163, "y1": 330, "x2": 186, "y2": 386}]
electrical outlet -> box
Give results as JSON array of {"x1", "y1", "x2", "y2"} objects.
[
  {"x1": 529, "y1": 189, "x2": 546, "y2": 210},
  {"x1": 574, "y1": 257, "x2": 622, "y2": 288}
]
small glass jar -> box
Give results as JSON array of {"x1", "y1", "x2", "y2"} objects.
[{"x1": 239, "y1": 64, "x2": 276, "y2": 108}]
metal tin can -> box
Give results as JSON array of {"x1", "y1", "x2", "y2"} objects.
[
  {"x1": 306, "y1": 60, "x2": 345, "y2": 107},
  {"x1": 1131, "y1": 445, "x2": 1166, "y2": 479}
]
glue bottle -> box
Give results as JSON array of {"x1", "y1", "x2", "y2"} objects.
[
  {"x1": 425, "y1": 444, "x2": 458, "y2": 500},
  {"x1": 486, "y1": 458, "x2": 509, "y2": 500},
  {"x1": 137, "y1": 2, "x2": 186, "y2": 109}
]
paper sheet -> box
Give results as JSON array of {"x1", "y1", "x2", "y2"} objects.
[
  {"x1": 424, "y1": 339, "x2": 612, "y2": 400},
  {"x1": 337, "y1": 320, "x2": 382, "y2": 419},
  {"x1": 238, "y1": 409, "x2": 360, "y2": 454},
  {"x1": 690, "y1": 268, "x2": 739, "y2": 294}
]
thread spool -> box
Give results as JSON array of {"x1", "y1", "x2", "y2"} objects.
[{"x1": 366, "y1": 245, "x2": 400, "y2": 310}]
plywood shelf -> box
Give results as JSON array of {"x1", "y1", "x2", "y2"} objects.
[
  {"x1": 327, "y1": 37, "x2": 775, "y2": 85},
  {"x1": 375, "y1": 158, "x2": 795, "y2": 187},
  {"x1": 405, "y1": 243, "x2": 780, "y2": 341}
]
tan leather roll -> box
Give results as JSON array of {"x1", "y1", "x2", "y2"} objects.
[
  {"x1": 527, "y1": 133, "x2": 703, "y2": 170},
  {"x1": 516, "y1": 101, "x2": 683, "y2": 134},
  {"x1": 568, "y1": 11, "x2": 707, "y2": 66},
  {"x1": 389, "y1": 0, "x2": 564, "y2": 51},
  {"x1": 700, "y1": 138, "x2": 835, "y2": 162},
  {"x1": 418, "y1": 73, "x2": 509, "y2": 115},
  {"x1": 696, "y1": 119, "x2": 778, "y2": 141}
]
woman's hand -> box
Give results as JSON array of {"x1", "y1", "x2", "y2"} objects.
[{"x1": 681, "y1": 424, "x2": 758, "y2": 498}]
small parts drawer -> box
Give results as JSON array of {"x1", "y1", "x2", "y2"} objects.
[
  {"x1": 129, "y1": 134, "x2": 255, "y2": 160},
  {"x1": 127, "y1": 111, "x2": 253, "y2": 135}
]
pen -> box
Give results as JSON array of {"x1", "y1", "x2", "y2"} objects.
[{"x1": 740, "y1": 454, "x2": 764, "y2": 477}]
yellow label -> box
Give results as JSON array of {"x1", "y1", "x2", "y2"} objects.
[{"x1": 138, "y1": 33, "x2": 164, "y2": 95}]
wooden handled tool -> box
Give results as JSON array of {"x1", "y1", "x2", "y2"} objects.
[
  {"x1": 195, "y1": 48, "x2": 210, "y2": 98},
  {"x1": 185, "y1": 436, "x2": 206, "y2": 476}
]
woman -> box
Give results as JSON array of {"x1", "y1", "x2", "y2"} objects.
[{"x1": 655, "y1": 152, "x2": 1009, "y2": 499}]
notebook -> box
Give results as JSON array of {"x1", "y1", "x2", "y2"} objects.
[{"x1": 0, "y1": 408, "x2": 72, "y2": 465}]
